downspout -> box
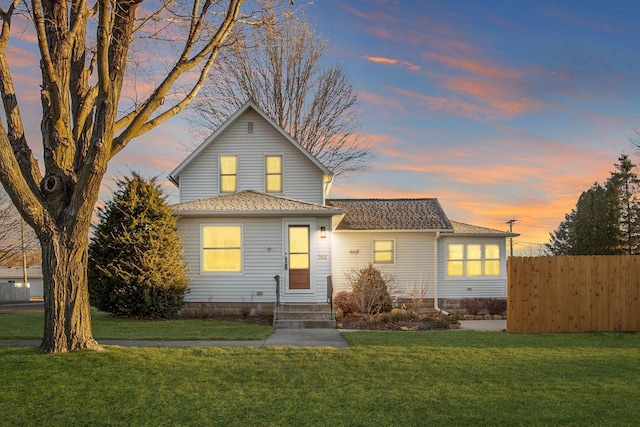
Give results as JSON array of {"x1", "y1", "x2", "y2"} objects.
[{"x1": 433, "y1": 231, "x2": 450, "y2": 315}]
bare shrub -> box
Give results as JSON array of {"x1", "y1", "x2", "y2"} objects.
[
  {"x1": 408, "y1": 279, "x2": 430, "y2": 311},
  {"x1": 333, "y1": 291, "x2": 360, "y2": 318},
  {"x1": 460, "y1": 298, "x2": 484, "y2": 316},
  {"x1": 460, "y1": 298, "x2": 507, "y2": 316},
  {"x1": 346, "y1": 263, "x2": 393, "y2": 317},
  {"x1": 483, "y1": 298, "x2": 507, "y2": 316}
]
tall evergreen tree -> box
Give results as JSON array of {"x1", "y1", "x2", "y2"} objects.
[
  {"x1": 547, "y1": 210, "x2": 576, "y2": 255},
  {"x1": 572, "y1": 183, "x2": 621, "y2": 255},
  {"x1": 547, "y1": 153, "x2": 640, "y2": 256},
  {"x1": 88, "y1": 173, "x2": 189, "y2": 318},
  {"x1": 606, "y1": 154, "x2": 640, "y2": 254}
]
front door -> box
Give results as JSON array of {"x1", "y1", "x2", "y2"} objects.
[{"x1": 287, "y1": 225, "x2": 310, "y2": 290}]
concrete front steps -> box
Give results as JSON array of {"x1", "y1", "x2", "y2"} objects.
[{"x1": 273, "y1": 303, "x2": 336, "y2": 329}]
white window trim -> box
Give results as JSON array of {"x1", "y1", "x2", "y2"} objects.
[
  {"x1": 200, "y1": 224, "x2": 244, "y2": 274},
  {"x1": 372, "y1": 239, "x2": 396, "y2": 265},
  {"x1": 264, "y1": 154, "x2": 284, "y2": 194},
  {"x1": 219, "y1": 154, "x2": 237, "y2": 194},
  {"x1": 445, "y1": 242, "x2": 502, "y2": 278}
]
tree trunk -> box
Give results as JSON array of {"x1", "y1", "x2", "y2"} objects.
[{"x1": 39, "y1": 230, "x2": 101, "y2": 353}]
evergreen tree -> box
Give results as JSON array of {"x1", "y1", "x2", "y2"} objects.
[
  {"x1": 572, "y1": 183, "x2": 621, "y2": 255},
  {"x1": 88, "y1": 173, "x2": 189, "y2": 318},
  {"x1": 547, "y1": 210, "x2": 576, "y2": 255},
  {"x1": 606, "y1": 154, "x2": 640, "y2": 254},
  {"x1": 547, "y1": 182, "x2": 621, "y2": 255}
]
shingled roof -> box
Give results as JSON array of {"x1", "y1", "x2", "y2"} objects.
[
  {"x1": 450, "y1": 221, "x2": 519, "y2": 237},
  {"x1": 326, "y1": 198, "x2": 453, "y2": 231},
  {"x1": 172, "y1": 190, "x2": 345, "y2": 216}
]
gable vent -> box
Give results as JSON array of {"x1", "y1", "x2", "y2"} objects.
[{"x1": 247, "y1": 121, "x2": 254, "y2": 134}]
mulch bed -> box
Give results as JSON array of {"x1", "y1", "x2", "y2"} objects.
[{"x1": 335, "y1": 313, "x2": 457, "y2": 331}]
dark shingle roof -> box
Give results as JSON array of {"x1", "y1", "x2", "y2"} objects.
[
  {"x1": 326, "y1": 198, "x2": 452, "y2": 231},
  {"x1": 172, "y1": 190, "x2": 344, "y2": 216}
]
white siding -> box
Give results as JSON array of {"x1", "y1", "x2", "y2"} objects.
[
  {"x1": 178, "y1": 110, "x2": 325, "y2": 204},
  {"x1": 331, "y1": 231, "x2": 436, "y2": 299},
  {"x1": 178, "y1": 215, "x2": 332, "y2": 303},
  {"x1": 436, "y1": 236, "x2": 508, "y2": 298}
]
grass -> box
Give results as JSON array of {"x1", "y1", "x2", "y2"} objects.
[
  {"x1": 0, "y1": 309, "x2": 273, "y2": 341},
  {"x1": 2, "y1": 331, "x2": 640, "y2": 425}
]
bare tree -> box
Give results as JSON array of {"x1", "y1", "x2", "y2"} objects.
[
  {"x1": 188, "y1": 9, "x2": 371, "y2": 177},
  {"x1": 0, "y1": 188, "x2": 38, "y2": 266},
  {"x1": 0, "y1": 0, "x2": 278, "y2": 353}
]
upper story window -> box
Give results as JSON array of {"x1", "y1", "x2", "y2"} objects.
[
  {"x1": 202, "y1": 225, "x2": 242, "y2": 272},
  {"x1": 373, "y1": 240, "x2": 395, "y2": 264},
  {"x1": 219, "y1": 155, "x2": 237, "y2": 193},
  {"x1": 265, "y1": 155, "x2": 282, "y2": 193},
  {"x1": 447, "y1": 243, "x2": 501, "y2": 277}
]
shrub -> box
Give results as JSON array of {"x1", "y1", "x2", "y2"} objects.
[
  {"x1": 460, "y1": 298, "x2": 484, "y2": 315},
  {"x1": 483, "y1": 298, "x2": 507, "y2": 316},
  {"x1": 347, "y1": 263, "x2": 393, "y2": 316},
  {"x1": 88, "y1": 173, "x2": 190, "y2": 318},
  {"x1": 333, "y1": 291, "x2": 360, "y2": 317},
  {"x1": 460, "y1": 298, "x2": 507, "y2": 316}
]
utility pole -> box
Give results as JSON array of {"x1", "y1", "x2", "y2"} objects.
[{"x1": 506, "y1": 218, "x2": 518, "y2": 257}]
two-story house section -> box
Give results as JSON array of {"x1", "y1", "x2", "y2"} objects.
[
  {"x1": 169, "y1": 101, "x2": 518, "y2": 324},
  {"x1": 169, "y1": 101, "x2": 344, "y2": 319}
]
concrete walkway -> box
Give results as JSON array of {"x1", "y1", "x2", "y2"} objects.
[
  {"x1": 0, "y1": 329, "x2": 349, "y2": 348},
  {"x1": 459, "y1": 319, "x2": 506, "y2": 332}
]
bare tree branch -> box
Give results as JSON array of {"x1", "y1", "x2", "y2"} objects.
[
  {"x1": 0, "y1": 0, "x2": 279, "y2": 353},
  {"x1": 187, "y1": 9, "x2": 371, "y2": 177}
]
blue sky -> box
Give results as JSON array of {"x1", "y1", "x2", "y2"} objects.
[
  {"x1": 7, "y1": 0, "x2": 640, "y2": 253},
  {"x1": 295, "y1": 0, "x2": 640, "y2": 252}
]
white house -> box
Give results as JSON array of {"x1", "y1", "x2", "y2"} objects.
[{"x1": 168, "y1": 101, "x2": 517, "y2": 325}]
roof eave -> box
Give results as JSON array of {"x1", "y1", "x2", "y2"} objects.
[
  {"x1": 334, "y1": 228, "x2": 454, "y2": 233},
  {"x1": 173, "y1": 209, "x2": 346, "y2": 217}
]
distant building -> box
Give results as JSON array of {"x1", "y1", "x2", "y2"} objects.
[{"x1": 0, "y1": 265, "x2": 43, "y2": 299}]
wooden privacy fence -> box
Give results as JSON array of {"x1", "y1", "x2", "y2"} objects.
[{"x1": 508, "y1": 256, "x2": 640, "y2": 333}]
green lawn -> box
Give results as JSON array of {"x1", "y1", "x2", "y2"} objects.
[
  {"x1": 0, "y1": 309, "x2": 273, "y2": 340},
  {"x1": 2, "y1": 331, "x2": 640, "y2": 425}
]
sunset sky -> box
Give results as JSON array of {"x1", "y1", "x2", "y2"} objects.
[{"x1": 7, "y1": 0, "x2": 640, "y2": 254}]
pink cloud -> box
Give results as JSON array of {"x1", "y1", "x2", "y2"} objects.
[
  {"x1": 358, "y1": 132, "x2": 403, "y2": 157},
  {"x1": 391, "y1": 87, "x2": 497, "y2": 119},
  {"x1": 365, "y1": 55, "x2": 421, "y2": 72},
  {"x1": 443, "y1": 77, "x2": 542, "y2": 116},
  {"x1": 425, "y1": 53, "x2": 522, "y2": 79}
]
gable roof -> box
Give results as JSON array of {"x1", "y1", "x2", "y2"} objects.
[
  {"x1": 326, "y1": 198, "x2": 452, "y2": 231},
  {"x1": 449, "y1": 221, "x2": 519, "y2": 237},
  {"x1": 168, "y1": 100, "x2": 332, "y2": 185},
  {"x1": 171, "y1": 190, "x2": 345, "y2": 217}
]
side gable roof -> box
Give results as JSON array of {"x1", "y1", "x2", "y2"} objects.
[
  {"x1": 326, "y1": 198, "x2": 453, "y2": 231},
  {"x1": 168, "y1": 100, "x2": 332, "y2": 185},
  {"x1": 449, "y1": 220, "x2": 519, "y2": 237},
  {"x1": 172, "y1": 190, "x2": 345, "y2": 217}
]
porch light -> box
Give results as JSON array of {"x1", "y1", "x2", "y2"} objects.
[{"x1": 320, "y1": 226, "x2": 326, "y2": 238}]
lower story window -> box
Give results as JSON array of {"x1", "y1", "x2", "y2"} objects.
[
  {"x1": 202, "y1": 225, "x2": 242, "y2": 272},
  {"x1": 373, "y1": 240, "x2": 394, "y2": 264},
  {"x1": 447, "y1": 243, "x2": 500, "y2": 277}
]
